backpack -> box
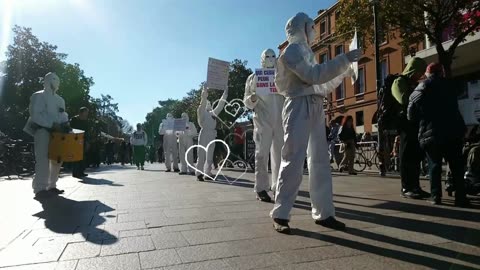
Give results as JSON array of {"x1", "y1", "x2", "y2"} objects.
[{"x1": 377, "y1": 74, "x2": 406, "y2": 131}]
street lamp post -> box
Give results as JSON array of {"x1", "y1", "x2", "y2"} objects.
[{"x1": 371, "y1": 0, "x2": 386, "y2": 176}]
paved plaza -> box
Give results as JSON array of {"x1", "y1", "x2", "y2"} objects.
[{"x1": 0, "y1": 164, "x2": 479, "y2": 270}]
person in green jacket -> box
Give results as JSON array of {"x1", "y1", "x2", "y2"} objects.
[{"x1": 391, "y1": 57, "x2": 429, "y2": 199}]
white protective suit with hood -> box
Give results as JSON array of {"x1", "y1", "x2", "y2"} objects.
[
  {"x1": 159, "y1": 113, "x2": 179, "y2": 171},
  {"x1": 270, "y1": 12, "x2": 357, "y2": 221},
  {"x1": 177, "y1": 112, "x2": 197, "y2": 174},
  {"x1": 196, "y1": 88, "x2": 228, "y2": 177},
  {"x1": 24, "y1": 72, "x2": 66, "y2": 194},
  {"x1": 244, "y1": 49, "x2": 285, "y2": 194}
]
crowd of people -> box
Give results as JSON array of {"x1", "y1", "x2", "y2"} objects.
[{"x1": 23, "y1": 12, "x2": 478, "y2": 235}]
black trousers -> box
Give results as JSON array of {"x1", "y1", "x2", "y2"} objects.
[
  {"x1": 399, "y1": 127, "x2": 422, "y2": 191},
  {"x1": 425, "y1": 140, "x2": 465, "y2": 198},
  {"x1": 73, "y1": 146, "x2": 87, "y2": 176}
]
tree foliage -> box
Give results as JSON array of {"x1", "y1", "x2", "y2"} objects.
[
  {"x1": 142, "y1": 59, "x2": 253, "y2": 146},
  {"x1": 0, "y1": 26, "x2": 131, "y2": 139},
  {"x1": 336, "y1": 0, "x2": 480, "y2": 76}
]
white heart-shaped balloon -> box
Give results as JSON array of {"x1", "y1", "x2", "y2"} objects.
[
  {"x1": 218, "y1": 159, "x2": 249, "y2": 185},
  {"x1": 212, "y1": 98, "x2": 245, "y2": 118},
  {"x1": 185, "y1": 139, "x2": 230, "y2": 181}
]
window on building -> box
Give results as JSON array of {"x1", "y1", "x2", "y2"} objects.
[
  {"x1": 336, "y1": 80, "x2": 345, "y2": 100},
  {"x1": 320, "y1": 20, "x2": 327, "y2": 37},
  {"x1": 355, "y1": 67, "x2": 365, "y2": 94},
  {"x1": 319, "y1": 53, "x2": 328, "y2": 63},
  {"x1": 381, "y1": 59, "x2": 388, "y2": 85},
  {"x1": 335, "y1": 11, "x2": 341, "y2": 21},
  {"x1": 335, "y1": 45, "x2": 344, "y2": 56},
  {"x1": 356, "y1": 111, "x2": 364, "y2": 127}
]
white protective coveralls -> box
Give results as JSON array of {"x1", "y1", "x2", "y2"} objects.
[
  {"x1": 177, "y1": 113, "x2": 198, "y2": 174},
  {"x1": 24, "y1": 72, "x2": 66, "y2": 194},
  {"x1": 196, "y1": 88, "x2": 228, "y2": 177},
  {"x1": 270, "y1": 12, "x2": 358, "y2": 221},
  {"x1": 159, "y1": 113, "x2": 179, "y2": 171},
  {"x1": 244, "y1": 49, "x2": 285, "y2": 193}
]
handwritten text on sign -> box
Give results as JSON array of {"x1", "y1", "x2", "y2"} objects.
[
  {"x1": 255, "y1": 68, "x2": 277, "y2": 96},
  {"x1": 173, "y1": 118, "x2": 187, "y2": 132},
  {"x1": 206, "y1": 58, "x2": 230, "y2": 91}
]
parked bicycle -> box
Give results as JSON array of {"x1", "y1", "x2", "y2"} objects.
[{"x1": 0, "y1": 138, "x2": 35, "y2": 179}]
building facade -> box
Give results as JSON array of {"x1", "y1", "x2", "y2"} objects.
[{"x1": 279, "y1": 3, "x2": 480, "y2": 134}]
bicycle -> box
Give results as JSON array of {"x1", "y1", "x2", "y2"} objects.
[{"x1": 0, "y1": 138, "x2": 35, "y2": 179}]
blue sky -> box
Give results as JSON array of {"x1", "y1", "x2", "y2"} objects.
[{"x1": 0, "y1": 0, "x2": 336, "y2": 125}]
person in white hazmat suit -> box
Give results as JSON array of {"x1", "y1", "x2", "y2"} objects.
[
  {"x1": 243, "y1": 49, "x2": 285, "y2": 203},
  {"x1": 23, "y1": 72, "x2": 68, "y2": 199},
  {"x1": 270, "y1": 12, "x2": 361, "y2": 234},
  {"x1": 177, "y1": 112, "x2": 197, "y2": 175},
  {"x1": 159, "y1": 113, "x2": 179, "y2": 172},
  {"x1": 196, "y1": 87, "x2": 228, "y2": 181}
]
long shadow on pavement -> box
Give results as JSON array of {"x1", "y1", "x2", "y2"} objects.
[
  {"x1": 291, "y1": 228, "x2": 479, "y2": 270},
  {"x1": 33, "y1": 196, "x2": 118, "y2": 245},
  {"x1": 299, "y1": 190, "x2": 480, "y2": 222},
  {"x1": 79, "y1": 177, "x2": 124, "y2": 187}
]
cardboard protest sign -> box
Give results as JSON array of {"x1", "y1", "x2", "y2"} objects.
[
  {"x1": 206, "y1": 58, "x2": 230, "y2": 91},
  {"x1": 162, "y1": 119, "x2": 174, "y2": 131},
  {"x1": 173, "y1": 118, "x2": 187, "y2": 132},
  {"x1": 254, "y1": 68, "x2": 277, "y2": 96}
]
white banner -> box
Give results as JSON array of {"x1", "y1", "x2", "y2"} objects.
[
  {"x1": 174, "y1": 118, "x2": 187, "y2": 132},
  {"x1": 254, "y1": 68, "x2": 277, "y2": 96},
  {"x1": 350, "y1": 30, "x2": 359, "y2": 85},
  {"x1": 206, "y1": 57, "x2": 230, "y2": 91},
  {"x1": 162, "y1": 119, "x2": 174, "y2": 131}
]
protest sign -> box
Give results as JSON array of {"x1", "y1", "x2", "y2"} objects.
[
  {"x1": 174, "y1": 118, "x2": 187, "y2": 132},
  {"x1": 162, "y1": 119, "x2": 174, "y2": 131},
  {"x1": 206, "y1": 58, "x2": 230, "y2": 91},
  {"x1": 254, "y1": 68, "x2": 277, "y2": 96}
]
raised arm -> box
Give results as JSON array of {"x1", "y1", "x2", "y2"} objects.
[
  {"x1": 283, "y1": 44, "x2": 359, "y2": 86},
  {"x1": 213, "y1": 89, "x2": 228, "y2": 116}
]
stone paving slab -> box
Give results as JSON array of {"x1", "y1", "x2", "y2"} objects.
[{"x1": 1, "y1": 163, "x2": 479, "y2": 269}]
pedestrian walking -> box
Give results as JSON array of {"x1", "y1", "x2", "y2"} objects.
[
  {"x1": 131, "y1": 124, "x2": 148, "y2": 170},
  {"x1": 339, "y1": 115, "x2": 357, "y2": 175}
]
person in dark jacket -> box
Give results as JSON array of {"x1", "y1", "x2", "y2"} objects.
[
  {"x1": 105, "y1": 140, "x2": 115, "y2": 165},
  {"x1": 119, "y1": 141, "x2": 127, "y2": 165},
  {"x1": 392, "y1": 57, "x2": 430, "y2": 199},
  {"x1": 408, "y1": 63, "x2": 469, "y2": 207},
  {"x1": 339, "y1": 115, "x2": 357, "y2": 175},
  {"x1": 70, "y1": 107, "x2": 89, "y2": 178}
]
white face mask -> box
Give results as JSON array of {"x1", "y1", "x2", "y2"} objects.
[{"x1": 262, "y1": 49, "x2": 276, "y2": 69}]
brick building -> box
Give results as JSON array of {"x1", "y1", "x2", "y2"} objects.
[{"x1": 279, "y1": 3, "x2": 480, "y2": 134}]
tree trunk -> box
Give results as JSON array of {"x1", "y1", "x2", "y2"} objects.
[{"x1": 437, "y1": 50, "x2": 453, "y2": 78}]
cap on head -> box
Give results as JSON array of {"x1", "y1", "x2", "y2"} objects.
[
  {"x1": 426, "y1": 62, "x2": 445, "y2": 77},
  {"x1": 44, "y1": 72, "x2": 60, "y2": 92},
  {"x1": 261, "y1": 49, "x2": 276, "y2": 68},
  {"x1": 285, "y1": 12, "x2": 315, "y2": 45}
]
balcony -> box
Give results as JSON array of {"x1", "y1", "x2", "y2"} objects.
[{"x1": 405, "y1": 31, "x2": 480, "y2": 77}]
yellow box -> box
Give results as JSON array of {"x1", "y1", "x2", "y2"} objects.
[{"x1": 49, "y1": 129, "x2": 84, "y2": 163}]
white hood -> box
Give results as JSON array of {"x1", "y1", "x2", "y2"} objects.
[
  {"x1": 44, "y1": 72, "x2": 60, "y2": 94},
  {"x1": 285, "y1": 12, "x2": 315, "y2": 45},
  {"x1": 181, "y1": 112, "x2": 189, "y2": 122},
  {"x1": 261, "y1": 49, "x2": 277, "y2": 69}
]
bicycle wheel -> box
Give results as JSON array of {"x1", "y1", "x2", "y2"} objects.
[
  {"x1": 0, "y1": 161, "x2": 6, "y2": 177},
  {"x1": 354, "y1": 153, "x2": 367, "y2": 173},
  {"x1": 16, "y1": 152, "x2": 35, "y2": 178}
]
